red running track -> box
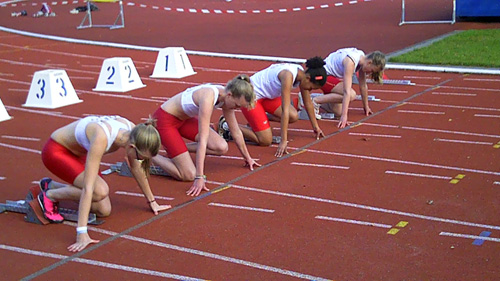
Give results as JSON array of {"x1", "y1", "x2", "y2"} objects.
[{"x1": 0, "y1": 1, "x2": 499, "y2": 280}]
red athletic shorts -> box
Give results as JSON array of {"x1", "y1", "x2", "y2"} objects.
[
  {"x1": 321, "y1": 75, "x2": 342, "y2": 93},
  {"x1": 153, "y1": 107, "x2": 199, "y2": 158},
  {"x1": 41, "y1": 138, "x2": 101, "y2": 184},
  {"x1": 241, "y1": 97, "x2": 282, "y2": 132}
]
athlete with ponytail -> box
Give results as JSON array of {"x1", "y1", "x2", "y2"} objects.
[
  {"x1": 222, "y1": 57, "x2": 327, "y2": 158},
  {"x1": 151, "y1": 75, "x2": 260, "y2": 197},
  {"x1": 311, "y1": 48, "x2": 386, "y2": 128},
  {"x1": 38, "y1": 115, "x2": 169, "y2": 252}
]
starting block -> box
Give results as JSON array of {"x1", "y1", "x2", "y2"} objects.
[
  {"x1": 77, "y1": 0, "x2": 124, "y2": 30},
  {"x1": 94, "y1": 57, "x2": 145, "y2": 92},
  {"x1": 298, "y1": 109, "x2": 335, "y2": 120},
  {"x1": 150, "y1": 47, "x2": 197, "y2": 79},
  {"x1": 103, "y1": 161, "x2": 170, "y2": 177},
  {"x1": 356, "y1": 95, "x2": 380, "y2": 102},
  {"x1": 352, "y1": 74, "x2": 415, "y2": 85},
  {"x1": 0, "y1": 186, "x2": 103, "y2": 225},
  {"x1": 0, "y1": 98, "x2": 13, "y2": 122},
  {"x1": 23, "y1": 69, "x2": 83, "y2": 109}
]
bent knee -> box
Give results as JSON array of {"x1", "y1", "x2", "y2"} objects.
[
  {"x1": 96, "y1": 205, "x2": 111, "y2": 217},
  {"x1": 214, "y1": 141, "x2": 229, "y2": 155},
  {"x1": 349, "y1": 90, "x2": 357, "y2": 102},
  {"x1": 93, "y1": 188, "x2": 109, "y2": 202}
]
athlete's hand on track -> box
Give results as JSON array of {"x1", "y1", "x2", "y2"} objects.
[
  {"x1": 68, "y1": 233, "x2": 99, "y2": 252},
  {"x1": 186, "y1": 179, "x2": 209, "y2": 196},
  {"x1": 275, "y1": 141, "x2": 288, "y2": 158},
  {"x1": 337, "y1": 115, "x2": 350, "y2": 129},
  {"x1": 364, "y1": 106, "x2": 374, "y2": 116},
  {"x1": 245, "y1": 159, "x2": 261, "y2": 170},
  {"x1": 150, "y1": 201, "x2": 171, "y2": 215},
  {"x1": 314, "y1": 128, "x2": 325, "y2": 140}
]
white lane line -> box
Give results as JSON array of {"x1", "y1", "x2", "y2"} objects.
[
  {"x1": 432, "y1": 92, "x2": 476, "y2": 96},
  {"x1": 433, "y1": 138, "x2": 493, "y2": 146},
  {"x1": 291, "y1": 162, "x2": 350, "y2": 170},
  {"x1": 208, "y1": 202, "x2": 275, "y2": 213},
  {"x1": 115, "y1": 191, "x2": 174, "y2": 201},
  {"x1": 474, "y1": 114, "x2": 500, "y2": 119},
  {"x1": 207, "y1": 154, "x2": 260, "y2": 161},
  {"x1": 363, "y1": 122, "x2": 500, "y2": 139},
  {"x1": 369, "y1": 89, "x2": 408, "y2": 93},
  {"x1": 382, "y1": 99, "x2": 500, "y2": 112},
  {"x1": 62, "y1": 222, "x2": 330, "y2": 281},
  {"x1": 348, "y1": 132, "x2": 401, "y2": 138},
  {"x1": 6, "y1": 105, "x2": 79, "y2": 120},
  {"x1": 0, "y1": 244, "x2": 204, "y2": 281},
  {"x1": 463, "y1": 78, "x2": 500, "y2": 82},
  {"x1": 1, "y1": 135, "x2": 40, "y2": 141},
  {"x1": 303, "y1": 148, "x2": 500, "y2": 176},
  {"x1": 385, "y1": 170, "x2": 452, "y2": 180},
  {"x1": 439, "y1": 232, "x2": 500, "y2": 243},
  {"x1": 315, "y1": 216, "x2": 392, "y2": 229},
  {"x1": 404, "y1": 76, "x2": 441, "y2": 80},
  {"x1": 398, "y1": 110, "x2": 445, "y2": 115},
  {"x1": 0, "y1": 176, "x2": 5, "y2": 180},
  {"x1": 494, "y1": 181, "x2": 500, "y2": 185},
  {"x1": 224, "y1": 183, "x2": 500, "y2": 231},
  {"x1": 0, "y1": 142, "x2": 41, "y2": 154}
]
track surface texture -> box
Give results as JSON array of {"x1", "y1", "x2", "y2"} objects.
[{"x1": 0, "y1": 0, "x2": 499, "y2": 280}]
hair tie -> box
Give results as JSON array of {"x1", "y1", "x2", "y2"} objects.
[{"x1": 315, "y1": 75, "x2": 324, "y2": 80}]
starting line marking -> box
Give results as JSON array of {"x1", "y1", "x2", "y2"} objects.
[
  {"x1": 397, "y1": 110, "x2": 445, "y2": 115},
  {"x1": 474, "y1": 114, "x2": 500, "y2": 119},
  {"x1": 385, "y1": 170, "x2": 452, "y2": 180},
  {"x1": 432, "y1": 92, "x2": 476, "y2": 97},
  {"x1": 1, "y1": 135, "x2": 40, "y2": 141},
  {"x1": 433, "y1": 138, "x2": 493, "y2": 146},
  {"x1": 291, "y1": 162, "x2": 350, "y2": 170},
  {"x1": 348, "y1": 132, "x2": 402, "y2": 138},
  {"x1": 115, "y1": 191, "x2": 174, "y2": 201},
  {"x1": 315, "y1": 215, "x2": 391, "y2": 229},
  {"x1": 208, "y1": 202, "x2": 275, "y2": 213},
  {"x1": 439, "y1": 232, "x2": 500, "y2": 243},
  {"x1": 0, "y1": 244, "x2": 205, "y2": 281}
]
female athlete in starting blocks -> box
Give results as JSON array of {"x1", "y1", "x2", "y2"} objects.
[
  {"x1": 311, "y1": 48, "x2": 386, "y2": 128},
  {"x1": 219, "y1": 57, "x2": 327, "y2": 158},
  {"x1": 151, "y1": 74, "x2": 260, "y2": 197},
  {"x1": 38, "y1": 115, "x2": 171, "y2": 252}
]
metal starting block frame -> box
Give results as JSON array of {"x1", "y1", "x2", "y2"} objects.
[
  {"x1": 352, "y1": 74, "x2": 415, "y2": 85},
  {"x1": 104, "y1": 161, "x2": 170, "y2": 177},
  {"x1": 0, "y1": 186, "x2": 102, "y2": 225}
]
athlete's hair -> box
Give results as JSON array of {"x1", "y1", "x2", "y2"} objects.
[
  {"x1": 305, "y1": 56, "x2": 327, "y2": 86},
  {"x1": 366, "y1": 51, "x2": 386, "y2": 84},
  {"x1": 129, "y1": 118, "x2": 161, "y2": 176},
  {"x1": 226, "y1": 74, "x2": 256, "y2": 109}
]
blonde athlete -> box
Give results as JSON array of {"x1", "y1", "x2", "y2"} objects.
[
  {"x1": 152, "y1": 75, "x2": 260, "y2": 197},
  {"x1": 38, "y1": 115, "x2": 170, "y2": 252},
  {"x1": 312, "y1": 48, "x2": 386, "y2": 128}
]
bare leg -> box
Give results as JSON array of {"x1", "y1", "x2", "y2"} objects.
[
  {"x1": 185, "y1": 129, "x2": 228, "y2": 156},
  {"x1": 153, "y1": 152, "x2": 196, "y2": 181},
  {"x1": 45, "y1": 173, "x2": 112, "y2": 217},
  {"x1": 240, "y1": 125, "x2": 273, "y2": 146}
]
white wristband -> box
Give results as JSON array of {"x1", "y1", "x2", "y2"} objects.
[{"x1": 76, "y1": 226, "x2": 88, "y2": 234}]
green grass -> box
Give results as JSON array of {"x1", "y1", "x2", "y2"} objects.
[{"x1": 388, "y1": 29, "x2": 500, "y2": 68}]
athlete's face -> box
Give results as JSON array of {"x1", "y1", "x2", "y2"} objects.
[
  {"x1": 362, "y1": 61, "x2": 382, "y2": 74},
  {"x1": 301, "y1": 77, "x2": 322, "y2": 91},
  {"x1": 226, "y1": 94, "x2": 249, "y2": 109}
]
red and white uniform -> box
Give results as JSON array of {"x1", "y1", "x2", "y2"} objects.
[
  {"x1": 321, "y1": 47, "x2": 365, "y2": 93},
  {"x1": 242, "y1": 63, "x2": 303, "y2": 132},
  {"x1": 42, "y1": 115, "x2": 132, "y2": 184},
  {"x1": 153, "y1": 84, "x2": 224, "y2": 158}
]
